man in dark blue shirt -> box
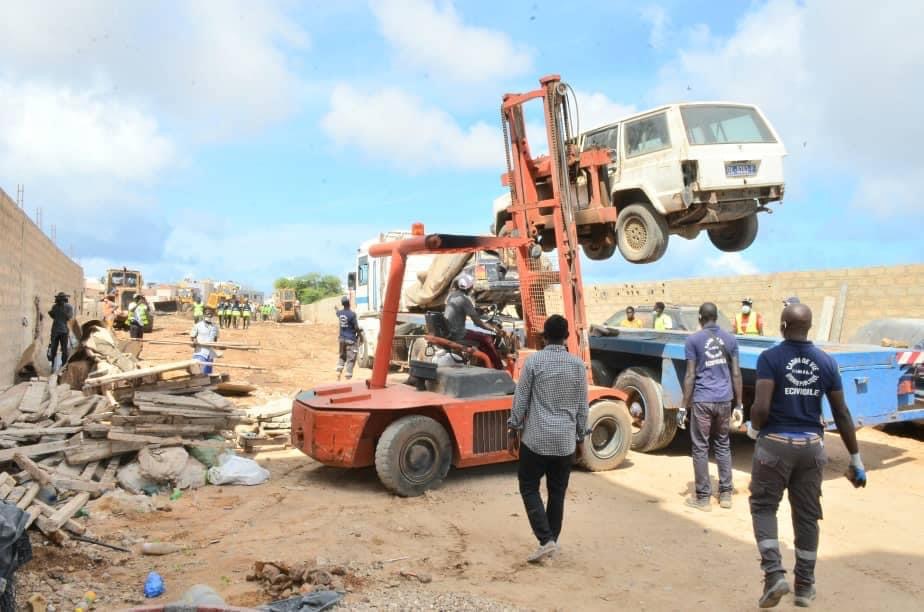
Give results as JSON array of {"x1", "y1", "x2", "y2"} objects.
[
  {"x1": 681, "y1": 302, "x2": 743, "y2": 511},
  {"x1": 336, "y1": 296, "x2": 361, "y2": 380},
  {"x1": 748, "y1": 303, "x2": 866, "y2": 608}
]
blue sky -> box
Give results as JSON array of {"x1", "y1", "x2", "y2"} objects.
[{"x1": 1, "y1": 0, "x2": 920, "y2": 293}]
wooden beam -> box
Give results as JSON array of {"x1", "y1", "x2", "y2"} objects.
[
  {"x1": 31, "y1": 499, "x2": 86, "y2": 535},
  {"x1": 0, "y1": 440, "x2": 69, "y2": 463},
  {"x1": 48, "y1": 492, "x2": 91, "y2": 530},
  {"x1": 142, "y1": 340, "x2": 261, "y2": 350},
  {"x1": 106, "y1": 431, "x2": 226, "y2": 448},
  {"x1": 83, "y1": 360, "x2": 199, "y2": 386},
  {"x1": 134, "y1": 423, "x2": 228, "y2": 435},
  {"x1": 64, "y1": 435, "x2": 145, "y2": 465},
  {"x1": 136, "y1": 403, "x2": 244, "y2": 419},
  {"x1": 0, "y1": 427, "x2": 82, "y2": 437},
  {"x1": 14, "y1": 453, "x2": 54, "y2": 487},
  {"x1": 17, "y1": 483, "x2": 40, "y2": 510},
  {"x1": 134, "y1": 392, "x2": 221, "y2": 409}
]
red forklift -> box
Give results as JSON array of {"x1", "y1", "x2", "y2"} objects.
[{"x1": 291, "y1": 75, "x2": 633, "y2": 496}]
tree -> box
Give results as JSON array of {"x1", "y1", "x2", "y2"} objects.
[{"x1": 272, "y1": 273, "x2": 342, "y2": 305}]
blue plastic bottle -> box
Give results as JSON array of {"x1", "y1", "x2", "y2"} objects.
[{"x1": 144, "y1": 572, "x2": 165, "y2": 598}]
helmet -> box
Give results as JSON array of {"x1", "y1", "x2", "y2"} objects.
[
  {"x1": 456, "y1": 274, "x2": 474, "y2": 291},
  {"x1": 742, "y1": 297, "x2": 753, "y2": 305},
  {"x1": 340, "y1": 296, "x2": 350, "y2": 306}
]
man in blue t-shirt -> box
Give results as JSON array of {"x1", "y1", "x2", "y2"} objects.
[
  {"x1": 681, "y1": 302, "x2": 743, "y2": 512},
  {"x1": 336, "y1": 296, "x2": 361, "y2": 380},
  {"x1": 748, "y1": 303, "x2": 866, "y2": 609}
]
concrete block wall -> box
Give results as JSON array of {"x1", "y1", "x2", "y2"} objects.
[
  {"x1": 0, "y1": 188, "x2": 84, "y2": 383},
  {"x1": 586, "y1": 264, "x2": 924, "y2": 342}
]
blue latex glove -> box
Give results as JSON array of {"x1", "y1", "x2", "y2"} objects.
[
  {"x1": 847, "y1": 453, "x2": 867, "y2": 488},
  {"x1": 144, "y1": 572, "x2": 165, "y2": 598}
]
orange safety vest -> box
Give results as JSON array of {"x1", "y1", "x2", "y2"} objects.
[{"x1": 735, "y1": 312, "x2": 760, "y2": 335}]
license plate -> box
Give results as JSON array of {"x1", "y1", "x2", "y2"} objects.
[{"x1": 726, "y1": 162, "x2": 757, "y2": 177}]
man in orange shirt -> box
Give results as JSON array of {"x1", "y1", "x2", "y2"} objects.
[{"x1": 733, "y1": 298, "x2": 763, "y2": 336}]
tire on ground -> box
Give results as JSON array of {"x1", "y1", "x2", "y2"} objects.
[
  {"x1": 578, "y1": 400, "x2": 632, "y2": 472},
  {"x1": 707, "y1": 213, "x2": 759, "y2": 252},
  {"x1": 375, "y1": 415, "x2": 453, "y2": 497},
  {"x1": 614, "y1": 367, "x2": 665, "y2": 452},
  {"x1": 616, "y1": 202, "x2": 670, "y2": 263}
]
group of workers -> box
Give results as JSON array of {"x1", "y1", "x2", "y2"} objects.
[
  {"x1": 617, "y1": 296, "x2": 799, "y2": 335},
  {"x1": 212, "y1": 298, "x2": 276, "y2": 329}
]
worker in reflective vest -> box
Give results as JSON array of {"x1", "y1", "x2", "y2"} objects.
[
  {"x1": 653, "y1": 302, "x2": 674, "y2": 331},
  {"x1": 230, "y1": 299, "x2": 241, "y2": 329},
  {"x1": 130, "y1": 295, "x2": 149, "y2": 339},
  {"x1": 242, "y1": 299, "x2": 252, "y2": 330},
  {"x1": 193, "y1": 300, "x2": 204, "y2": 323},
  {"x1": 734, "y1": 297, "x2": 764, "y2": 336}
]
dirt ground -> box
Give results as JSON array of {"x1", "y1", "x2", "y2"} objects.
[{"x1": 19, "y1": 314, "x2": 924, "y2": 611}]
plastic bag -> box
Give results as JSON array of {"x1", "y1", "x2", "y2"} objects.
[{"x1": 207, "y1": 453, "x2": 269, "y2": 486}]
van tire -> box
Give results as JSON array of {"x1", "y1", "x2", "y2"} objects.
[
  {"x1": 617, "y1": 203, "x2": 670, "y2": 263},
  {"x1": 707, "y1": 214, "x2": 759, "y2": 252},
  {"x1": 614, "y1": 367, "x2": 665, "y2": 452}
]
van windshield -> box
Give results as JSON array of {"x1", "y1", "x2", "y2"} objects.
[{"x1": 681, "y1": 105, "x2": 776, "y2": 145}]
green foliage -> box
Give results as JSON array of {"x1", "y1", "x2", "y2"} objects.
[{"x1": 273, "y1": 273, "x2": 342, "y2": 305}]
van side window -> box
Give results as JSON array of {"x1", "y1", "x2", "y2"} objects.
[
  {"x1": 357, "y1": 256, "x2": 369, "y2": 286},
  {"x1": 625, "y1": 112, "x2": 670, "y2": 158}
]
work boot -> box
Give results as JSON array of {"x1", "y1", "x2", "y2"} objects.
[
  {"x1": 685, "y1": 496, "x2": 712, "y2": 512},
  {"x1": 526, "y1": 540, "x2": 558, "y2": 564},
  {"x1": 758, "y1": 571, "x2": 790, "y2": 608},
  {"x1": 719, "y1": 491, "x2": 733, "y2": 509},
  {"x1": 794, "y1": 583, "x2": 816, "y2": 608}
]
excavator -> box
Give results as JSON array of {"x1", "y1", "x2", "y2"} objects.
[{"x1": 291, "y1": 75, "x2": 633, "y2": 496}]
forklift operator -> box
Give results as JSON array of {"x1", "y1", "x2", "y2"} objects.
[{"x1": 444, "y1": 274, "x2": 499, "y2": 342}]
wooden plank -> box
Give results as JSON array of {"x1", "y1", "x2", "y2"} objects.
[
  {"x1": 14, "y1": 453, "x2": 54, "y2": 487},
  {"x1": 134, "y1": 423, "x2": 226, "y2": 435},
  {"x1": 0, "y1": 384, "x2": 28, "y2": 425},
  {"x1": 51, "y1": 477, "x2": 102, "y2": 494},
  {"x1": 24, "y1": 505, "x2": 41, "y2": 529},
  {"x1": 31, "y1": 499, "x2": 86, "y2": 535},
  {"x1": 6, "y1": 485, "x2": 25, "y2": 504},
  {"x1": 143, "y1": 339, "x2": 261, "y2": 350},
  {"x1": 0, "y1": 440, "x2": 69, "y2": 463},
  {"x1": 43, "y1": 374, "x2": 60, "y2": 418},
  {"x1": 136, "y1": 404, "x2": 243, "y2": 419},
  {"x1": 0, "y1": 482, "x2": 13, "y2": 499},
  {"x1": 83, "y1": 359, "x2": 199, "y2": 387},
  {"x1": 134, "y1": 392, "x2": 218, "y2": 409},
  {"x1": 17, "y1": 483, "x2": 40, "y2": 510},
  {"x1": 48, "y1": 492, "x2": 91, "y2": 530},
  {"x1": 194, "y1": 390, "x2": 232, "y2": 409},
  {"x1": 63, "y1": 435, "x2": 145, "y2": 465},
  {"x1": 0, "y1": 426, "x2": 82, "y2": 437},
  {"x1": 79, "y1": 461, "x2": 100, "y2": 480},
  {"x1": 18, "y1": 381, "x2": 48, "y2": 413},
  {"x1": 814, "y1": 296, "x2": 836, "y2": 342},
  {"x1": 99, "y1": 458, "x2": 119, "y2": 488},
  {"x1": 106, "y1": 431, "x2": 226, "y2": 447},
  {"x1": 830, "y1": 282, "x2": 849, "y2": 343}
]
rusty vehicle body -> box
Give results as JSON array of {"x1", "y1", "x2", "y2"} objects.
[{"x1": 291, "y1": 75, "x2": 633, "y2": 496}]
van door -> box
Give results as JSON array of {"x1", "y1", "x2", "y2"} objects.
[{"x1": 355, "y1": 255, "x2": 370, "y2": 315}]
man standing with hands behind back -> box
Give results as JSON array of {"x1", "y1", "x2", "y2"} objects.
[
  {"x1": 747, "y1": 303, "x2": 865, "y2": 609},
  {"x1": 507, "y1": 315, "x2": 589, "y2": 564}
]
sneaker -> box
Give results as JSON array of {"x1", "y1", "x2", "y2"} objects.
[
  {"x1": 526, "y1": 540, "x2": 558, "y2": 564},
  {"x1": 719, "y1": 492, "x2": 733, "y2": 509},
  {"x1": 685, "y1": 497, "x2": 712, "y2": 512},
  {"x1": 758, "y1": 572, "x2": 790, "y2": 608},
  {"x1": 794, "y1": 583, "x2": 816, "y2": 608}
]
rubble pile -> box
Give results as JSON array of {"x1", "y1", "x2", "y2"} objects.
[{"x1": 248, "y1": 560, "x2": 362, "y2": 599}]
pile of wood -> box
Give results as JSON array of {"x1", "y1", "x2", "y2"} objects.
[{"x1": 82, "y1": 359, "x2": 229, "y2": 405}]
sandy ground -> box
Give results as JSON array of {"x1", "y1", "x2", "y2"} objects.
[{"x1": 19, "y1": 314, "x2": 924, "y2": 611}]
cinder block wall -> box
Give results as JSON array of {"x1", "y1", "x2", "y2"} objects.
[
  {"x1": 586, "y1": 264, "x2": 924, "y2": 342},
  {"x1": 0, "y1": 188, "x2": 84, "y2": 383}
]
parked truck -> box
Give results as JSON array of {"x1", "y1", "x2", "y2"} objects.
[{"x1": 589, "y1": 326, "x2": 924, "y2": 452}]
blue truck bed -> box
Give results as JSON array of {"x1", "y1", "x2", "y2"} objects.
[{"x1": 589, "y1": 329, "x2": 923, "y2": 436}]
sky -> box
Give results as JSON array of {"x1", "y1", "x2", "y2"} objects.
[{"x1": 1, "y1": 0, "x2": 921, "y2": 293}]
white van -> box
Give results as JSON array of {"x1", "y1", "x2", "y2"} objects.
[{"x1": 493, "y1": 102, "x2": 786, "y2": 263}]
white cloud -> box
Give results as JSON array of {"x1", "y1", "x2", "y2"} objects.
[
  {"x1": 370, "y1": 0, "x2": 532, "y2": 82},
  {"x1": 0, "y1": 80, "x2": 174, "y2": 182},
  {"x1": 640, "y1": 5, "x2": 669, "y2": 49},
  {"x1": 706, "y1": 252, "x2": 760, "y2": 276},
  {"x1": 654, "y1": 0, "x2": 924, "y2": 215},
  {"x1": 575, "y1": 90, "x2": 636, "y2": 132},
  {"x1": 321, "y1": 84, "x2": 503, "y2": 170}
]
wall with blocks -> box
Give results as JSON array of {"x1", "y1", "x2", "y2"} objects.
[
  {"x1": 0, "y1": 188, "x2": 84, "y2": 384},
  {"x1": 585, "y1": 264, "x2": 924, "y2": 342}
]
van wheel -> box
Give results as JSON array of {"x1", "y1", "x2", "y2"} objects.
[
  {"x1": 578, "y1": 400, "x2": 632, "y2": 471},
  {"x1": 375, "y1": 415, "x2": 452, "y2": 497},
  {"x1": 708, "y1": 214, "x2": 758, "y2": 252},
  {"x1": 615, "y1": 367, "x2": 666, "y2": 452},
  {"x1": 617, "y1": 203, "x2": 669, "y2": 263}
]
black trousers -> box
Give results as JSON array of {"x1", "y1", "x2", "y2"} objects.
[
  {"x1": 518, "y1": 443, "x2": 573, "y2": 545},
  {"x1": 130, "y1": 322, "x2": 144, "y2": 339},
  {"x1": 49, "y1": 332, "x2": 69, "y2": 365}
]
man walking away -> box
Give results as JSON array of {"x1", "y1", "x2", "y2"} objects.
[
  {"x1": 336, "y1": 297, "x2": 361, "y2": 380},
  {"x1": 129, "y1": 295, "x2": 149, "y2": 340},
  {"x1": 652, "y1": 302, "x2": 673, "y2": 330},
  {"x1": 242, "y1": 299, "x2": 252, "y2": 330},
  {"x1": 680, "y1": 302, "x2": 743, "y2": 511},
  {"x1": 618, "y1": 306, "x2": 644, "y2": 328},
  {"x1": 747, "y1": 303, "x2": 866, "y2": 608},
  {"x1": 734, "y1": 297, "x2": 764, "y2": 335},
  {"x1": 47, "y1": 292, "x2": 73, "y2": 369},
  {"x1": 193, "y1": 300, "x2": 204, "y2": 323},
  {"x1": 507, "y1": 315, "x2": 589, "y2": 564},
  {"x1": 231, "y1": 299, "x2": 241, "y2": 329},
  {"x1": 190, "y1": 309, "x2": 219, "y2": 374}
]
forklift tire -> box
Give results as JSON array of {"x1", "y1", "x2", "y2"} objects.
[
  {"x1": 578, "y1": 400, "x2": 632, "y2": 472},
  {"x1": 614, "y1": 367, "x2": 665, "y2": 452},
  {"x1": 375, "y1": 415, "x2": 452, "y2": 497}
]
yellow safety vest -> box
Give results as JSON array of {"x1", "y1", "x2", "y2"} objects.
[
  {"x1": 735, "y1": 312, "x2": 760, "y2": 335},
  {"x1": 135, "y1": 304, "x2": 149, "y2": 326},
  {"x1": 193, "y1": 303, "x2": 204, "y2": 317},
  {"x1": 654, "y1": 314, "x2": 673, "y2": 330}
]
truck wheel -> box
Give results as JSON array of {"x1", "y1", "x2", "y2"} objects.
[
  {"x1": 357, "y1": 337, "x2": 373, "y2": 369},
  {"x1": 616, "y1": 203, "x2": 669, "y2": 263},
  {"x1": 590, "y1": 359, "x2": 614, "y2": 388},
  {"x1": 582, "y1": 227, "x2": 617, "y2": 260},
  {"x1": 578, "y1": 400, "x2": 632, "y2": 471},
  {"x1": 375, "y1": 415, "x2": 452, "y2": 497},
  {"x1": 615, "y1": 367, "x2": 666, "y2": 452},
  {"x1": 707, "y1": 214, "x2": 758, "y2": 252}
]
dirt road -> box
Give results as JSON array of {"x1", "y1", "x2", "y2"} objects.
[{"x1": 21, "y1": 315, "x2": 924, "y2": 611}]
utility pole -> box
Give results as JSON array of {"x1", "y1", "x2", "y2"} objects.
[{"x1": 16, "y1": 184, "x2": 24, "y2": 208}]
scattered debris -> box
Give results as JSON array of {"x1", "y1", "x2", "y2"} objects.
[{"x1": 247, "y1": 560, "x2": 360, "y2": 600}]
